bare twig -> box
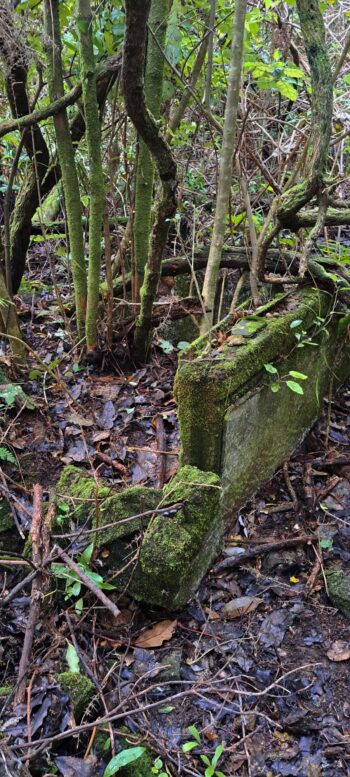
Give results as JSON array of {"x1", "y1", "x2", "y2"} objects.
[
  {"x1": 14, "y1": 484, "x2": 43, "y2": 707},
  {"x1": 212, "y1": 535, "x2": 316, "y2": 574}
]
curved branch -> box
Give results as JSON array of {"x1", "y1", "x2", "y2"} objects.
[{"x1": 0, "y1": 54, "x2": 121, "y2": 141}]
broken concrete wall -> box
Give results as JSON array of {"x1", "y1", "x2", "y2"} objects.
[{"x1": 176, "y1": 288, "x2": 350, "y2": 519}]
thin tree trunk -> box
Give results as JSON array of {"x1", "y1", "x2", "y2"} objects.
[
  {"x1": 201, "y1": 0, "x2": 247, "y2": 331},
  {"x1": 44, "y1": 0, "x2": 87, "y2": 338},
  {"x1": 7, "y1": 55, "x2": 120, "y2": 294},
  {"x1": 204, "y1": 0, "x2": 216, "y2": 109},
  {"x1": 123, "y1": 0, "x2": 177, "y2": 363},
  {"x1": 76, "y1": 0, "x2": 105, "y2": 353},
  {"x1": 168, "y1": 28, "x2": 209, "y2": 135},
  {"x1": 133, "y1": 0, "x2": 172, "y2": 301}
]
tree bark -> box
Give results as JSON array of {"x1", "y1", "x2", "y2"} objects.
[
  {"x1": 133, "y1": 0, "x2": 172, "y2": 300},
  {"x1": 7, "y1": 55, "x2": 120, "y2": 294},
  {"x1": 77, "y1": 0, "x2": 105, "y2": 352},
  {"x1": 201, "y1": 0, "x2": 247, "y2": 331},
  {"x1": 123, "y1": 0, "x2": 177, "y2": 362},
  {"x1": 44, "y1": 0, "x2": 87, "y2": 338}
]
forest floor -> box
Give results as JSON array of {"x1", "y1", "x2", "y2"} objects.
[{"x1": 1, "y1": 253, "x2": 350, "y2": 776}]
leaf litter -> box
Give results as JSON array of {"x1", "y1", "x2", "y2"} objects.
[{"x1": 2, "y1": 295, "x2": 350, "y2": 774}]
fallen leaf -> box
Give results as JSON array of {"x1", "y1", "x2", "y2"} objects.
[
  {"x1": 204, "y1": 607, "x2": 220, "y2": 621},
  {"x1": 327, "y1": 640, "x2": 350, "y2": 662},
  {"x1": 221, "y1": 596, "x2": 263, "y2": 620},
  {"x1": 90, "y1": 383, "x2": 122, "y2": 401},
  {"x1": 97, "y1": 400, "x2": 117, "y2": 430},
  {"x1": 226, "y1": 334, "x2": 246, "y2": 346},
  {"x1": 135, "y1": 620, "x2": 177, "y2": 648}
]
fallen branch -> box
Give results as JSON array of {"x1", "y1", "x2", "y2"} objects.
[
  {"x1": 212, "y1": 534, "x2": 317, "y2": 574},
  {"x1": 155, "y1": 414, "x2": 166, "y2": 489},
  {"x1": 14, "y1": 484, "x2": 43, "y2": 707}
]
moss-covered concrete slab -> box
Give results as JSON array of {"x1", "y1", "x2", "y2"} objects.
[
  {"x1": 175, "y1": 287, "x2": 350, "y2": 523},
  {"x1": 222, "y1": 319, "x2": 348, "y2": 515},
  {"x1": 55, "y1": 464, "x2": 221, "y2": 609}
]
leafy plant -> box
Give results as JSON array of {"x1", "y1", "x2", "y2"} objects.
[
  {"x1": 0, "y1": 446, "x2": 16, "y2": 464},
  {"x1": 0, "y1": 384, "x2": 22, "y2": 407},
  {"x1": 52, "y1": 542, "x2": 115, "y2": 614},
  {"x1": 264, "y1": 363, "x2": 308, "y2": 395},
  {"x1": 152, "y1": 756, "x2": 171, "y2": 776},
  {"x1": 182, "y1": 726, "x2": 226, "y2": 777}
]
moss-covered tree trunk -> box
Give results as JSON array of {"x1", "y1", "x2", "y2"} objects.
[
  {"x1": 76, "y1": 0, "x2": 105, "y2": 353},
  {"x1": 43, "y1": 0, "x2": 87, "y2": 338},
  {"x1": 201, "y1": 0, "x2": 247, "y2": 331},
  {"x1": 123, "y1": 0, "x2": 177, "y2": 363},
  {"x1": 6, "y1": 55, "x2": 120, "y2": 295},
  {"x1": 277, "y1": 0, "x2": 333, "y2": 226},
  {"x1": 257, "y1": 0, "x2": 333, "y2": 279},
  {"x1": 0, "y1": 4, "x2": 49, "y2": 295},
  {"x1": 133, "y1": 0, "x2": 172, "y2": 302}
]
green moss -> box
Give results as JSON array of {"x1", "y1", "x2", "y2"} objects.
[
  {"x1": 326, "y1": 570, "x2": 350, "y2": 620},
  {"x1": 0, "y1": 499, "x2": 13, "y2": 533},
  {"x1": 57, "y1": 672, "x2": 95, "y2": 721},
  {"x1": 0, "y1": 686, "x2": 13, "y2": 697},
  {"x1": 131, "y1": 465, "x2": 222, "y2": 608},
  {"x1": 55, "y1": 465, "x2": 161, "y2": 545},
  {"x1": 175, "y1": 288, "x2": 331, "y2": 472}
]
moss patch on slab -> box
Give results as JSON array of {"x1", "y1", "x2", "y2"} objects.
[
  {"x1": 327, "y1": 569, "x2": 350, "y2": 620},
  {"x1": 55, "y1": 465, "x2": 161, "y2": 546},
  {"x1": 175, "y1": 289, "x2": 335, "y2": 473},
  {"x1": 130, "y1": 465, "x2": 222, "y2": 609},
  {"x1": 56, "y1": 671, "x2": 95, "y2": 721}
]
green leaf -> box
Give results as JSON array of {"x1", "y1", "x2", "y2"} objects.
[
  {"x1": 0, "y1": 384, "x2": 21, "y2": 407},
  {"x1": 66, "y1": 581, "x2": 81, "y2": 598},
  {"x1": 204, "y1": 766, "x2": 215, "y2": 777},
  {"x1": 0, "y1": 446, "x2": 16, "y2": 463},
  {"x1": 276, "y1": 80, "x2": 298, "y2": 101},
  {"x1": 187, "y1": 725, "x2": 201, "y2": 743},
  {"x1": 182, "y1": 741, "x2": 198, "y2": 753},
  {"x1": 320, "y1": 538, "x2": 333, "y2": 550},
  {"x1": 290, "y1": 319, "x2": 302, "y2": 328},
  {"x1": 264, "y1": 363, "x2": 278, "y2": 374},
  {"x1": 177, "y1": 341, "x2": 190, "y2": 351},
  {"x1": 288, "y1": 371, "x2": 308, "y2": 380},
  {"x1": 159, "y1": 705, "x2": 175, "y2": 713},
  {"x1": 66, "y1": 643, "x2": 80, "y2": 673},
  {"x1": 286, "y1": 380, "x2": 304, "y2": 395},
  {"x1": 103, "y1": 747, "x2": 146, "y2": 777},
  {"x1": 75, "y1": 597, "x2": 84, "y2": 614},
  {"x1": 79, "y1": 543, "x2": 94, "y2": 566},
  {"x1": 212, "y1": 744, "x2": 223, "y2": 767},
  {"x1": 270, "y1": 382, "x2": 280, "y2": 393},
  {"x1": 158, "y1": 339, "x2": 174, "y2": 354}
]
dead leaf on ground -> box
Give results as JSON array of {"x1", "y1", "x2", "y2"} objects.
[
  {"x1": 327, "y1": 640, "x2": 350, "y2": 662},
  {"x1": 135, "y1": 619, "x2": 177, "y2": 648},
  {"x1": 221, "y1": 596, "x2": 263, "y2": 620},
  {"x1": 204, "y1": 607, "x2": 220, "y2": 621}
]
